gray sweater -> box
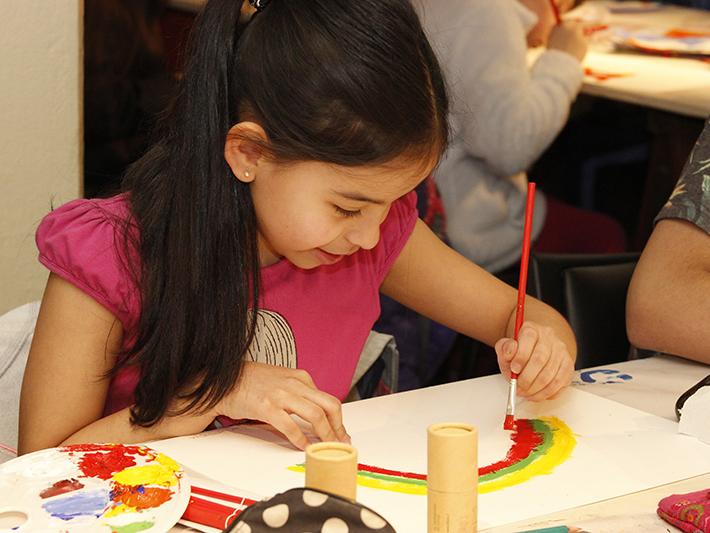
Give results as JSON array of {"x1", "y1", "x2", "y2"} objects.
[{"x1": 414, "y1": 0, "x2": 583, "y2": 272}]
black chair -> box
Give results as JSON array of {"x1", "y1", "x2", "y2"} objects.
[{"x1": 530, "y1": 252, "x2": 641, "y2": 369}]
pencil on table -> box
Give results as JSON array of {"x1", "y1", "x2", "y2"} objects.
[{"x1": 504, "y1": 182, "x2": 536, "y2": 430}]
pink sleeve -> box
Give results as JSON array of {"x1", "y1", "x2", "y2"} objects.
[
  {"x1": 35, "y1": 196, "x2": 139, "y2": 332},
  {"x1": 373, "y1": 190, "x2": 418, "y2": 283}
]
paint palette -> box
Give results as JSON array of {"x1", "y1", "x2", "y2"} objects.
[
  {"x1": 0, "y1": 443, "x2": 190, "y2": 532},
  {"x1": 612, "y1": 26, "x2": 710, "y2": 56}
]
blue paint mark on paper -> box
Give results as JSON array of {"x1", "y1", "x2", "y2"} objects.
[
  {"x1": 42, "y1": 488, "x2": 109, "y2": 521},
  {"x1": 576, "y1": 369, "x2": 633, "y2": 385}
]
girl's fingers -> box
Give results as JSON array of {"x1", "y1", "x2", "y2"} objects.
[
  {"x1": 495, "y1": 338, "x2": 517, "y2": 378},
  {"x1": 299, "y1": 387, "x2": 348, "y2": 443},
  {"x1": 226, "y1": 363, "x2": 348, "y2": 449},
  {"x1": 284, "y1": 394, "x2": 340, "y2": 445},
  {"x1": 524, "y1": 348, "x2": 561, "y2": 398},
  {"x1": 517, "y1": 339, "x2": 552, "y2": 393},
  {"x1": 268, "y1": 410, "x2": 310, "y2": 450},
  {"x1": 509, "y1": 324, "x2": 539, "y2": 375},
  {"x1": 526, "y1": 344, "x2": 574, "y2": 401}
]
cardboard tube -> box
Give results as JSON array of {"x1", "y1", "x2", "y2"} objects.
[
  {"x1": 305, "y1": 442, "x2": 357, "y2": 501},
  {"x1": 428, "y1": 423, "x2": 477, "y2": 533}
]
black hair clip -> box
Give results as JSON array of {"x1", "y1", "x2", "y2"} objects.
[{"x1": 248, "y1": 0, "x2": 271, "y2": 11}]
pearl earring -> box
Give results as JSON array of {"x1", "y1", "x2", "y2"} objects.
[{"x1": 244, "y1": 170, "x2": 250, "y2": 178}]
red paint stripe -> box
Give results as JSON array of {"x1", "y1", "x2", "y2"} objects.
[
  {"x1": 357, "y1": 463, "x2": 427, "y2": 481},
  {"x1": 357, "y1": 419, "x2": 544, "y2": 481},
  {"x1": 479, "y1": 419, "x2": 542, "y2": 475}
]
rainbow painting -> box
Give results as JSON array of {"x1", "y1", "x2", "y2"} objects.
[
  {"x1": 0, "y1": 443, "x2": 190, "y2": 532},
  {"x1": 289, "y1": 416, "x2": 575, "y2": 495}
]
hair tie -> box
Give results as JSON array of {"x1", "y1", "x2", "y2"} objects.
[{"x1": 248, "y1": 0, "x2": 270, "y2": 11}]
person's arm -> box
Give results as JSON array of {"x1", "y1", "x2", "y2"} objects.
[
  {"x1": 19, "y1": 274, "x2": 347, "y2": 454},
  {"x1": 627, "y1": 219, "x2": 710, "y2": 364},
  {"x1": 18, "y1": 274, "x2": 217, "y2": 454},
  {"x1": 382, "y1": 220, "x2": 577, "y2": 401},
  {"x1": 431, "y1": 0, "x2": 583, "y2": 177}
]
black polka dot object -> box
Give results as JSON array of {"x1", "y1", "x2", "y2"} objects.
[{"x1": 223, "y1": 487, "x2": 396, "y2": 532}]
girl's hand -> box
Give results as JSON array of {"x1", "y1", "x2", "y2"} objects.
[
  {"x1": 548, "y1": 21, "x2": 588, "y2": 62},
  {"x1": 495, "y1": 321, "x2": 574, "y2": 401},
  {"x1": 217, "y1": 362, "x2": 350, "y2": 450}
]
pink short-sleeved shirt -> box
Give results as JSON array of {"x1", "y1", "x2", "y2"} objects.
[{"x1": 36, "y1": 192, "x2": 418, "y2": 416}]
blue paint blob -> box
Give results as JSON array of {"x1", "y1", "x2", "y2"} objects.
[
  {"x1": 579, "y1": 369, "x2": 634, "y2": 384},
  {"x1": 137, "y1": 485, "x2": 145, "y2": 494},
  {"x1": 42, "y1": 488, "x2": 109, "y2": 521}
]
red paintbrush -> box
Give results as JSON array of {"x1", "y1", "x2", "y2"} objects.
[
  {"x1": 549, "y1": 0, "x2": 562, "y2": 25},
  {"x1": 504, "y1": 182, "x2": 536, "y2": 431}
]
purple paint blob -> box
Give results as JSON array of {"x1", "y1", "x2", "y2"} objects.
[{"x1": 41, "y1": 488, "x2": 109, "y2": 521}]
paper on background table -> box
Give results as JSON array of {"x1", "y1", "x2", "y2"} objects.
[
  {"x1": 572, "y1": 355, "x2": 709, "y2": 420},
  {"x1": 151, "y1": 375, "x2": 710, "y2": 532}
]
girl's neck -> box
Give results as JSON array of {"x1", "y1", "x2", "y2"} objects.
[{"x1": 257, "y1": 233, "x2": 282, "y2": 267}]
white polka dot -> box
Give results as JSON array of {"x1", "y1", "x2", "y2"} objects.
[
  {"x1": 360, "y1": 508, "x2": 387, "y2": 529},
  {"x1": 233, "y1": 523, "x2": 252, "y2": 533},
  {"x1": 321, "y1": 517, "x2": 349, "y2": 533},
  {"x1": 303, "y1": 489, "x2": 329, "y2": 507},
  {"x1": 262, "y1": 503, "x2": 289, "y2": 527}
]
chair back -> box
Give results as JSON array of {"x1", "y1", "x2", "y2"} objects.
[{"x1": 531, "y1": 252, "x2": 640, "y2": 369}]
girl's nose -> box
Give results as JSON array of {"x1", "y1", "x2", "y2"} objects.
[{"x1": 345, "y1": 219, "x2": 381, "y2": 251}]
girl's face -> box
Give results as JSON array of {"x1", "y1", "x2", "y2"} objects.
[{"x1": 248, "y1": 157, "x2": 434, "y2": 269}]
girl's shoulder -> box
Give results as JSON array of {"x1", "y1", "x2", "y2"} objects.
[
  {"x1": 36, "y1": 194, "x2": 134, "y2": 262},
  {"x1": 35, "y1": 193, "x2": 140, "y2": 330}
]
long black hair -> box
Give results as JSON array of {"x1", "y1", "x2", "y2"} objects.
[{"x1": 120, "y1": 0, "x2": 449, "y2": 426}]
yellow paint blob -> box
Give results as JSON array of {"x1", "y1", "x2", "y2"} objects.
[
  {"x1": 103, "y1": 503, "x2": 135, "y2": 518},
  {"x1": 112, "y1": 464, "x2": 177, "y2": 487}
]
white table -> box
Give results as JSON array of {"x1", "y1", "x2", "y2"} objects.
[
  {"x1": 486, "y1": 355, "x2": 710, "y2": 532},
  {"x1": 576, "y1": 2, "x2": 710, "y2": 118},
  {"x1": 168, "y1": 355, "x2": 709, "y2": 532}
]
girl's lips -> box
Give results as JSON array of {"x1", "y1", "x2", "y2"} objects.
[{"x1": 314, "y1": 248, "x2": 346, "y2": 265}]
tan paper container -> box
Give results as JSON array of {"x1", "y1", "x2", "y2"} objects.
[
  {"x1": 305, "y1": 442, "x2": 358, "y2": 501},
  {"x1": 427, "y1": 423, "x2": 478, "y2": 532}
]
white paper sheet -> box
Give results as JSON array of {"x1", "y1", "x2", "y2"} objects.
[{"x1": 151, "y1": 375, "x2": 710, "y2": 531}]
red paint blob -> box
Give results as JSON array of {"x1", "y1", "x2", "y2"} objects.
[
  {"x1": 39, "y1": 478, "x2": 84, "y2": 498},
  {"x1": 111, "y1": 483, "x2": 173, "y2": 509},
  {"x1": 77, "y1": 447, "x2": 138, "y2": 480},
  {"x1": 503, "y1": 414, "x2": 516, "y2": 431},
  {"x1": 63, "y1": 443, "x2": 146, "y2": 455}
]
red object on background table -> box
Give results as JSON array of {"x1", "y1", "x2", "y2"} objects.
[{"x1": 549, "y1": 0, "x2": 562, "y2": 25}]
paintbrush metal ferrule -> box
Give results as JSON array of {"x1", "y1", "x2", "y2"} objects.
[
  {"x1": 506, "y1": 378, "x2": 516, "y2": 414},
  {"x1": 504, "y1": 377, "x2": 517, "y2": 430}
]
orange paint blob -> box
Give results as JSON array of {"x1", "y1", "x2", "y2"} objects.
[{"x1": 111, "y1": 484, "x2": 173, "y2": 509}]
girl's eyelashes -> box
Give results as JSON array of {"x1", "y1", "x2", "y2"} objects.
[{"x1": 334, "y1": 205, "x2": 362, "y2": 218}]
